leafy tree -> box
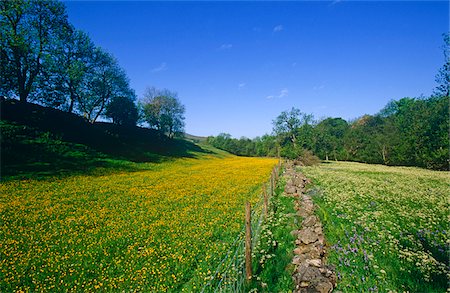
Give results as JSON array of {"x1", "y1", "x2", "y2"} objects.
[
  {"x1": 272, "y1": 108, "x2": 316, "y2": 159},
  {"x1": 37, "y1": 26, "x2": 95, "y2": 112},
  {"x1": 77, "y1": 48, "x2": 134, "y2": 123},
  {"x1": 434, "y1": 33, "x2": 449, "y2": 98},
  {"x1": 272, "y1": 107, "x2": 303, "y2": 147},
  {"x1": 296, "y1": 113, "x2": 315, "y2": 150},
  {"x1": 0, "y1": 0, "x2": 70, "y2": 102},
  {"x1": 140, "y1": 87, "x2": 185, "y2": 138},
  {"x1": 315, "y1": 118, "x2": 348, "y2": 161},
  {"x1": 255, "y1": 135, "x2": 277, "y2": 157},
  {"x1": 105, "y1": 96, "x2": 138, "y2": 126}
]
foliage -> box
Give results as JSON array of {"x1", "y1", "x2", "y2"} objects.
[
  {"x1": 272, "y1": 107, "x2": 301, "y2": 146},
  {"x1": 0, "y1": 0, "x2": 137, "y2": 125},
  {"x1": 433, "y1": 32, "x2": 449, "y2": 97},
  {"x1": 0, "y1": 99, "x2": 202, "y2": 180},
  {"x1": 302, "y1": 161, "x2": 449, "y2": 292},
  {"x1": 297, "y1": 149, "x2": 320, "y2": 166},
  {"x1": 315, "y1": 118, "x2": 348, "y2": 161},
  {"x1": 77, "y1": 48, "x2": 135, "y2": 123},
  {"x1": 0, "y1": 0, "x2": 70, "y2": 102},
  {"x1": 209, "y1": 93, "x2": 448, "y2": 171},
  {"x1": 0, "y1": 154, "x2": 277, "y2": 291},
  {"x1": 208, "y1": 35, "x2": 449, "y2": 171},
  {"x1": 207, "y1": 133, "x2": 278, "y2": 157},
  {"x1": 105, "y1": 96, "x2": 139, "y2": 126},
  {"x1": 37, "y1": 27, "x2": 95, "y2": 112},
  {"x1": 140, "y1": 87, "x2": 185, "y2": 138}
]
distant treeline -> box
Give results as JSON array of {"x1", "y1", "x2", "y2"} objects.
[
  {"x1": 208, "y1": 32, "x2": 449, "y2": 171},
  {"x1": 208, "y1": 95, "x2": 449, "y2": 170}
]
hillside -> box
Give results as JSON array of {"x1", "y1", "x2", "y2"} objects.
[{"x1": 0, "y1": 99, "x2": 209, "y2": 180}]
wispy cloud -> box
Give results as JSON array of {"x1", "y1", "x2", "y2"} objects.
[
  {"x1": 313, "y1": 83, "x2": 325, "y2": 91},
  {"x1": 238, "y1": 82, "x2": 246, "y2": 89},
  {"x1": 150, "y1": 62, "x2": 167, "y2": 73},
  {"x1": 279, "y1": 88, "x2": 289, "y2": 97},
  {"x1": 266, "y1": 88, "x2": 289, "y2": 99},
  {"x1": 273, "y1": 25, "x2": 283, "y2": 33},
  {"x1": 219, "y1": 43, "x2": 233, "y2": 50}
]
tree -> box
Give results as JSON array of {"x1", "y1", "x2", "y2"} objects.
[
  {"x1": 272, "y1": 108, "x2": 316, "y2": 159},
  {"x1": 315, "y1": 118, "x2": 349, "y2": 161},
  {"x1": 0, "y1": 0, "x2": 70, "y2": 102},
  {"x1": 77, "y1": 47, "x2": 134, "y2": 123},
  {"x1": 105, "y1": 96, "x2": 139, "y2": 126},
  {"x1": 272, "y1": 107, "x2": 302, "y2": 147},
  {"x1": 434, "y1": 33, "x2": 449, "y2": 98},
  {"x1": 140, "y1": 87, "x2": 185, "y2": 138},
  {"x1": 37, "y1": 26, "x2": 95, "y2": 112}
]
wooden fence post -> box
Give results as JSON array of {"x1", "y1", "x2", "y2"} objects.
[
  {"x1": 270, "y1": 170, "x2": 274, "y2": 196},
  {"x1": 263, "y1": 185, "x2": 268, "y2": 218},
  {"x1": 245, "y1": 202, "x2": 252, "y2": 280}
]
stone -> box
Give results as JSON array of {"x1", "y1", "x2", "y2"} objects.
[
  {"x1": 302, "y1": 215, "x2": 317, "y2": 227},
  {"x1": 314, "y1": 280, "x2": 333, "y2": 293},
  {"x1": 292, "y1": 255, "x2": 303, "y2": 265},
  {"x1": 286, "y1": 185, "x2": 297, "y2": 194},
  {"x1": 298, "y1": 266, "x2": 322, "y2": 281},
  {"x1": 297, "y1": 209, "x2": 309, "y2": 218},
  {"x1": 306, "y1": 259, "x2": 322, "y2": 267},
  {"x1": 285, "y1": 163, "x2": 336, "y2": 293},
  {"x1": 298, "y1": 228, "x2": 319, "y2": 244},
  {"x1": 293, "y1": 247, "x2": 303, "y2": 255},
  {"x1": 300, "y1": 281, "x2": 309, "y2": 287},
  {"x1": 308, "y1": 245, "x2": 322, "y2": 259},
  {"x1": 317, "y1": 234, "x2": 325, "y2": 245}
]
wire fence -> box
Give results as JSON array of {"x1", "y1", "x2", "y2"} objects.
[{"x1": 201, "y1": 163, "x2": 280, "y2": 293}]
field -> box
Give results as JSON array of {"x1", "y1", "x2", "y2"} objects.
[
  {"x1": 301, "y1": 161, "x2": 449, "y2": 292},
  {"x1": 0, "y1": 154, "x2": 277, "y2": 292}
]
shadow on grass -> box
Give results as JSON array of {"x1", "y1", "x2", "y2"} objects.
[
  {"x1": 1, "y1": 99, "x2": 214, "y2": 181},
  {"x1": 1, "y1": 129, "x2": 211, "y2": 182}
]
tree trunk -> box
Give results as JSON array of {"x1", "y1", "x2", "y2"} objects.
[
  {"x1": 382, "y1": 145, "x2": 388, "y2": 165},
  {"x1": 291, "y1": 133, "x2": 297, "y2": 148},
  {"x1": 68, "y1": 98, "x2": 75, "y2": 113},
  {"x1": 19, "y1": 91, "x2": 27, "y2": 103}
]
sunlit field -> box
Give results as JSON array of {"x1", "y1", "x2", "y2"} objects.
[
  {"x1": 301, "y1": 161, "x2": 449, "y2": 292},
  {"x1": 0, "y1": 155, "x2": 277, "y2": 291}
]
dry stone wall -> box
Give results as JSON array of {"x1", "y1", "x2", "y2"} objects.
[{"x1": 284, "y1": 161, "x2": 336, "y2": 293}]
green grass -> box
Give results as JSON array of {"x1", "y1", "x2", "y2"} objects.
[
  {"x1": 0, "y1": 154, "x2": 277, "y2": 292},
  {"x1": 1, "y1": 99, "x2": 211, "y2": 181},
  {"x1": 0, "y1": 99, "x2": 281, "y2": 291},
  {"x1": 301, "y1": 161, "x2": 449, "y2": 292},
  {"x1": 249, "y1": 174, "x2": 297, "y2": 292}
]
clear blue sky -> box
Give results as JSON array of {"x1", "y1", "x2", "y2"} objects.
[{"x1": 64, "y1": 1, "x2": 448, "y2": 138}]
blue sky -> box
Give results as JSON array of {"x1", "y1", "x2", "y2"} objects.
[{"x1": 64, "y1": 1, "x2": 449, "y2": 138}]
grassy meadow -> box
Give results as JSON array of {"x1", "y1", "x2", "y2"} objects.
[
  {"x1": 0, "y1": 153, "x2": 277, "y2": 292},
  {"x1": 301, "y1": 161, "x2": 449, "y2": 292}
]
